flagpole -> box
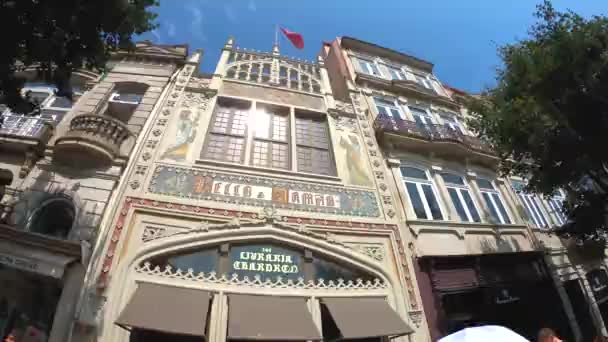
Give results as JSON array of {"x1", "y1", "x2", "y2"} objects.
[{"x1": 274, "y1": 24, "x2": 279, "y2": 48}]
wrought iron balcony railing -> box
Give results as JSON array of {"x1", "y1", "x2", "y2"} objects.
[{"x1": 373, "y1": 114, "x2": 495, "y2": 155}]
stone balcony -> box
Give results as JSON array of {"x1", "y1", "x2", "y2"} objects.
[
  {"x1": 54, "y1": 114, "x2": 131, "y2": 168},
  {"x1": 374, "y1": 114, "x2": 498, "y2": 168},
  {"x1": 0, "y1": 114, "x2": 54, "y2": 151}
]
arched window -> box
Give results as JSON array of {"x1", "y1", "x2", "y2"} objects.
[
  {"x1": 144, "y1": 242, "x2": 375, "y2": 282},
  {"x1": 25, "y1": 195, "x2": 75, "y2": 238},
  {"x1": 223, "y1": 60, "x2": 322, "y2": 94}
]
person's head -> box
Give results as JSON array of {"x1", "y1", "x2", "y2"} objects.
[{"x1": 538, "y1": 328, "x2": 561, "y2": 342}]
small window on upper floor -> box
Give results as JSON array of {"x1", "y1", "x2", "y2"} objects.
[
  {"x1": 477, "y1": 179, "x2": 512, "y2": 224},
  {"x1": 407, "y1": 70, "x2": 433, "y2": 90},
  {"x1": 400, "y1": 166, "x2": 444, "y2": 220},
  {"x1": 547, "y1": 190, "x2": 567, "y2": 225},
  {"x1": 439, "y1": 113, "x2": 466, "y2": 134},
  {"x1": 107, "y1": 82, "x2": 148, "y2": 122},
  {"x1": 201, "y1": 99, "x2": 336, "y2": 177},
  {"x1": 510, "y1": 180, "x2": 552, "y2": 229},
  {"x1": 374, "y1": 97, "x2": 404, "y2": 119},
  {"x1": 354, "y1": 58, "x2": 382, "y2": 77},
  {"x1": 409, "y1": 106, "x2": 435, "y2": 127},
  {"x1": 385, "y1": 65, "x2": 406, "y2": 80},
  {"x1": 2, "y1": 83, "x2": 85, "y2": 124},
  {"x1": 441, "y1": 172, "x2": 481, "y2": 223}
]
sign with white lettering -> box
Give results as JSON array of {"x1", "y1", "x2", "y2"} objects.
[{"x1": 229, "y1": 245, "x2": 302, "y2": 281}]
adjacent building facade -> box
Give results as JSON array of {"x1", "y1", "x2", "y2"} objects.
[
  {"x1": 0, "y1": 42, "x2": 188, "y2": 342},
  {"x1": 320, "y1": 36, "x2": 587, "y2": 341}
]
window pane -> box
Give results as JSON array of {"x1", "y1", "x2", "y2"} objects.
[
  {"x1": 48, "y1": 96, "x2": 73, "y2": 108},
  {"x1": 461, "y1": 190, "x2": 481, "y2": 222},
  {"x1": 492, "y1": 193, "x2": 511, "y2": 224},
  {"x1": 252, "y1": 140, "x2": 269, "y2": 167},
  {"x1": 271, "y1": 142, "x2": 289, "y2": 169},
  {"x1": 295, "y1": 117, "x2": 330, "y2": 149},
  {"x1": 530, "y1": 196, "x2": 548, "y2": 227},
  {"x1": 272, "y1": 114, "x2": 288, "y2": 141},
  {"x1": 202, "y1": 134, "x2": 244, "y2": 163},
  {"x1": 253, "y1": 110, "x2": 271, "y2": 139},
  {"x1": 422, "y1": 184, "x2": 443, "y2": 220},
  {"x1": 448, "y1": 188, "x2": 469, "y2": 222},
  {"x1": 482, "y1": 192, "x2": 501, "y2": 223},
  {"x1": 406, "y1": 182, "x2": 427, "y2": 219},
  {"x1": 27, "y1": 91, "x2": 51, "y2": 104},
  {"x1": 441, "y1": 172, "x2": 464, "y2": 185},
  {"x1": 230, "y1": 110, "x2": 249, "y2": 135},
  {"x1": 369, "y1": 63, "x2": 381, "y2": 76},
  {"x1": 400, "y1": 167, "x2": 428, "y2": 180},
  {"x1": 376, "y1": 105, "x2": 389, "y2": 117},
  {"x1": 296, "y1": 146, "x2": 333, "y2": 175},
  {"x1": 477, "y1": 179, "x2": 494, "y2": 190}
]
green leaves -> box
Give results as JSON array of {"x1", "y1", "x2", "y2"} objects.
[
  {"x1": 467, "y1": 0, "x2": 608, "y2": 241},
  {"x1": 0, "y1": 0, "x2": 159, "y2": 114}
]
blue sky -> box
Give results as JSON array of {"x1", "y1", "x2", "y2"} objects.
[{"x1": 138, "y1": 0, "x2": 606, "y2": 93}]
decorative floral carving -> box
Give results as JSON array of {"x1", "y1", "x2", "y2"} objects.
[
  {"x1": 145, "y1": 140, "x2": 158, "y2": 148},
  {"x1": 142, "y1": 227, "x2": 169, "y2": 242},
  {"x1": 334, "y1": 116, "x2": 358, "y2": 133},
  {"x1": 409, "y1": 310, "x2": 424, "y2": 328},
  {"x1": 152, "y1": 129, "x2": 162, "y2": 137},
  {"x1": 129, "y1": 180, "x2": 140, "y2": 189},
  {"x1": 347, "y1": 244, "x2": 385, "y2": 262},
  {"x1": 135, "y1": 165, "x2": 148, "y2": 175},
  {"x1": 182, "y1": 92, "x2": 215, "y2": 110},
  {"x1": 135, "y1": 262, "x2": 387, "y2": 290},
  {"x1": 141, "y1": 152, "x2": 151, "y2": 161}
]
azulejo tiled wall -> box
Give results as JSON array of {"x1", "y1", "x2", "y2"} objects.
[{"x1": 148, "y1": 165, "x2": 381, "y2": 217}]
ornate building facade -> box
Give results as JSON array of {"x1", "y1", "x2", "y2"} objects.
[
  {"x1": 0, "y1": 42, "x2": 188, "y2": 342},
  {"x1": 321, "y1": 37, "x2": 582, "y2": 341},
  {"x1": 77, "y1": 37, "x2": 427, "y2": 342}
]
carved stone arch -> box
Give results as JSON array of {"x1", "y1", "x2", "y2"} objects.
[
  {"x1": 10, "y1": 182, "x2": 85, "y2": 240},
  {"x1": 123, "y1": 220, "x2": 396, "y2": 287}
]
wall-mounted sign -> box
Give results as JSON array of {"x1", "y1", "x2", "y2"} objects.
[
  {"x1": 148, "y1": 165, "x2": 380, "y2": 217},
  {"x1": 229, "y1": 245, "x2": 302, "y2": 281}
]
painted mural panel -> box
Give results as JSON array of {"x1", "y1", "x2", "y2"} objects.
[
  {"x1": 160, "y1": 109, "x2": 200, "y2": 161},
  {"x1": 148, "y1": 165, "x2": 380, "y2": 217},
  {"x1": 333, "y1": 116, "x2": 374, "y2": 187}
]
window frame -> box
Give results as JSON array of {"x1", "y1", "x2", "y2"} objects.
[
  {"x1": 201, "y1": 98, "x2": 336, "y2": 177},
  {"x1": 384, "y1": 64, "x2": 406, "y2": 81},
  {"x1": 374, "y1": 97, "x2": 404, "y2": 119},
  {"x1": 408, "y1": 106, "x2": 435, "y2": 126},
  {"x1": 400, "y1": 165, "x2": 445, "y2": 221},
  {"x1": 477, "y1": 178, "x2": 512, "y2": 224},
  {"x1": 441, "y1": 172, "x2": 481, "y2": 223},
  {"x1": 547, "y1": 191, "x2": 567, "y2": 226},
  {"x1": 354, "y1": 57, "x2": 383, "y2": 78},
  {"x1": 439, "y1": 113, "x2": 466, "y2": 134},
  {"x1": 1, "y1": 84, "x2": 84, "y2": 123},
  {"x1": 250, "y1": 106, "x2": 291, "y2": 170},
  {"x1": 511, "y1": 180, "x2": 551, "y2": 228}
]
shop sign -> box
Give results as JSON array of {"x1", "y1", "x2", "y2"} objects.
[
  {"x1": 229, "y1": 245, "x2": 302, "y2": 280},
  {"x1": 149, "y1": 165, "x2": 381, "y2": 217},
  {"x1": 210, "y1": 180, "x2": 340, "y2": 209},
  {"x1": 494, "y1": 288, "x2": 520, "y2": 305}
]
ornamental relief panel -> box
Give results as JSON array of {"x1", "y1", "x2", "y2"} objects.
[{"x1": 147, "y1": 165, "x2": 381, "y2": 217}]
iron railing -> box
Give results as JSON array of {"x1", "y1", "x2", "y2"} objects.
[{"x1": 373, "y1": 114, "x2": 495, "y2": 155}]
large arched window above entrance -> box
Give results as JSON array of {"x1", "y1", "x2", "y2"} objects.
[
  {"x1": 25, "y1": 194, "x2": 75, "y2": 239},
  {"x1": 144, "y1": 242, "x2": 376, "y2": 282}
]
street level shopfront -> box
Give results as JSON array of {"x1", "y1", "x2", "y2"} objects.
[
  {"x1": 95, "y1": 218, "x2": 416, "y2": 342},
  {"x1": 0, "y1": 225, "x2": 83, "y2": 342},
  {"x1": 416, "y1": 252, "x2": 573, "y2": 341}
]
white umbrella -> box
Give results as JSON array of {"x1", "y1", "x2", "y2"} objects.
[{"x1": 438, "y1": 325, "x2": 530, "y2": 342}]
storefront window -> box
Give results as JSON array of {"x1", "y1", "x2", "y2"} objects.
[
  {"x1": 148, "y1": 248, "x2": 218, "y2": 274},
  {"x1": 142, "y1": 242, "x2": 375, "y2": 282},
  {"x1": 0, "y1": 266, "x2": 62, "y2": 342}
]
